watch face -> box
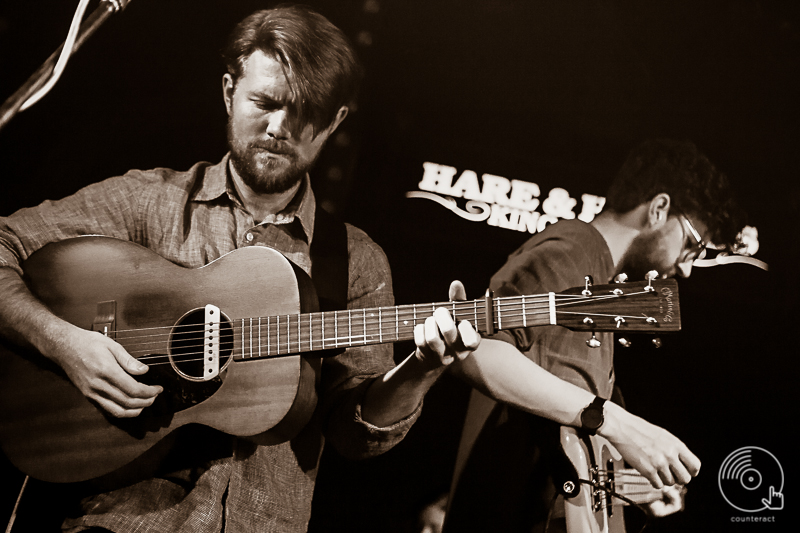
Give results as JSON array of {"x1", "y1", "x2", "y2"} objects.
[{"x1": 581, "y1": 408, "x2": 603, "y2": 430}]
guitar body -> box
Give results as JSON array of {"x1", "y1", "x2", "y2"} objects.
[
  {"x1": 561, "y1": 427, "x2": 627, "y2": 533},
  {"x1": 0, "y1": 237, "x2": 320, "y2": 483}
]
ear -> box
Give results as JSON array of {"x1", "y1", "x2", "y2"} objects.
[
  {"x1": 222, "y1": 73, "x2": 235, "y2": 116},
  {"x1": 648, "y1": 193, "x2": 672, "y2": 228},
  {"x1": 325, "y1": 105, "x2": 349, "y2": 135}
]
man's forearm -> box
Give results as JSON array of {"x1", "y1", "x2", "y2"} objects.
[
  {"x1": 451, "y1": 338, "x2": 594, "y2": 426},
  {"x1": 360, "y1": 352, "x2": 446, "y2": 427},
  {"x1": 451, "y1": 338, "x2": 701, "y2": 488},
  {"x1": 0, "y1": 266, "x2": 71, "y2": 358}
]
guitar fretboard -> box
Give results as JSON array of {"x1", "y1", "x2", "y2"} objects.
[{"x1": 234, "y1": 294, "x2": 559, "y2": 359}]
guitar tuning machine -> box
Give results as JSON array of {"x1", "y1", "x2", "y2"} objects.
[
  {"x1": 615, "y1": 316, "x2": 626, "y2": 328},
  {"x1": 618, "y1": 337, "x2": 632, "y2": 348},
  {"x1": 586, "y1": 332, "x2": 601, "y2": 348},
  {"x1": 582, "y1": 275, "x2": 594, "y2": 296},
  {"x1": 613, "y1": 273, "x2": 628, "y2": 283},
  {"x1": 652, "y1": 337, "x2": 663, "y2": 348},
  {"x1": 645, "y1": 270, "x2": 659, "y2": 292},
  {"x1": 583, "y1": 317, "x2": 601, "y2": 348}
]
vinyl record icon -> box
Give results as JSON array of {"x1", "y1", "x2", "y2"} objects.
[{"x1": 718, "y1": 446, "x2": 784, "y2": 512}]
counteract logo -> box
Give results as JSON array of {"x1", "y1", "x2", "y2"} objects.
[{"x1": 719, "y1": 446, "x2": 784, "y2": 513}]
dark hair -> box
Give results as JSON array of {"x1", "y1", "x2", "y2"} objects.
[
  {"x1": 222, "y1": 4, "x2": 363, "y2": 134},
  {"x1": 605, "y1": 138, "x2": 742, "y2": 249}
]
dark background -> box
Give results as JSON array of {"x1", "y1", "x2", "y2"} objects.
[{"x1": 1, "y1": 1, "x2": 797, "y2": 531}]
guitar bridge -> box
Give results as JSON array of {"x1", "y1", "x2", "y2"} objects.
[
  {"x1": 203, "y1": 304, "x2": 221, "y2": 380},
  {"x1": 590, "y1": 459, "x2": 617, "y2": 515}
]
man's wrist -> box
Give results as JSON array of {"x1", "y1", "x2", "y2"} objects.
[{"x1": 579, "y1": 396, "x2": 606, "y2": 435}]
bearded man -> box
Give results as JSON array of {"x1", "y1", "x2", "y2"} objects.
[
  {"x1": 444, "y1": 138, "x2": 741, "y2": 532},
  {"x1": 0, "y1": 6, "x2": 478, "y2": 532}
]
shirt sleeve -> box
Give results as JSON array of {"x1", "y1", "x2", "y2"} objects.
[
  {"x1": 0, "y1": 173, "x2": 154, "y2": 275},
  {"x1": 318, "y1": 225, "x2": 421, "y2": 459},
  {"x1": 488, "y1": 234, "x2": 613, "y2": 395}
]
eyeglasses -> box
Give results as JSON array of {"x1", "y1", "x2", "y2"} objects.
[{"x1": 676, "y1": 212, "x2": 707, "y2": 263}]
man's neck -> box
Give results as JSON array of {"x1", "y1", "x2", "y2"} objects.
[
  {"x1": 229, "y1": 163, "x2": 302, "y2": 223},
  {"x1": 590, "y1": 206, "x2": 647, "y2": 271}
]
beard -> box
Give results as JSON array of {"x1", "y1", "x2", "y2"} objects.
[
  {"x1": 616, "y1": 229, "x2": 676, "y2": 281},
  {"x1": 227, "y1": 121, "x2": 319, "y2": 195}
]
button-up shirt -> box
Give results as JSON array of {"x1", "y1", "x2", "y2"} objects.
[{"x1": 0, "y1": 154, "x2": 420, "y2": 532}]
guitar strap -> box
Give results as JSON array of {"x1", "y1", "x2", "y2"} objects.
[{"x1": 309, "y1": 205, "x2": 349, "y2": 313}]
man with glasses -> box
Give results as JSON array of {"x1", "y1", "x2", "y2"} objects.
[{"x1": 443, "y1": 139, "x2": 742, "y2": 532}]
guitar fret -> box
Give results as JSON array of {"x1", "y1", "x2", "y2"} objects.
[
  {"x1": 334, "y1": 310, "x2": 339, "y2": 348},
  {"x1": 249, "y1": 317, "x2": 253, "y2": 359},
  {"x1": 377, "y1": 308, "x2": 382, "y2": 344},
  {"x1": 258, "y1": 317, "x2": 262, "y2": 358},
  {"x1": 286, "y1": 315, "x2": 290, "y2": 354},
  {"x1": 522, "y1": 296, "x2": 527, "y2": 327},
  {"x1": 363, "y1": 309, "x2": 367, "y2": 344},
  {"x1": 240, "y1": 318, "x2": 245, "y2": 359},
  {"x1": 348, "y1": 309, "x2": 352, "y2": 347},
  {"x1": 297, "y1": 313, "x2": 301, "y2": 353},
  {"x1": 277, "y1": 315, "x2": 280, "y2": 354},
  {"x1": 497, "y1": 300, "x2": 502, "y2": 330}
]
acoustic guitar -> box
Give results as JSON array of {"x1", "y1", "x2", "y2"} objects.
[{"x1": 0, "y1": 236, "x2": 680, "y2": 484}]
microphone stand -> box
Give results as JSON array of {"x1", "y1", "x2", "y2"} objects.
[{"x1": 0, "y1": 0, "x2": 133, "y2": 133}]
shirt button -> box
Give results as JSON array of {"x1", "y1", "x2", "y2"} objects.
[{"x1": 245, "y1": 232, "x2": 254, "y2": 242}]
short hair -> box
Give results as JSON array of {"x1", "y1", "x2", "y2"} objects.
[
  {"x1": 222, "y1": 4, "x2": 363, "y2": 134},
  {"x1": 605, "y1": 138, "x2": 743, "y2": 249}
]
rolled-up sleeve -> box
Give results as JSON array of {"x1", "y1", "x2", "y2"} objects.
[{"x1": 319, "y1": 225, "x2": 421, "y2": 459}]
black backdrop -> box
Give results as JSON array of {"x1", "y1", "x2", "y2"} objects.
[{"x1": 1, "y1": 1, "x2": 797, "y2": 532}]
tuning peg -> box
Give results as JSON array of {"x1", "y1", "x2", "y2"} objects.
[
  {"x1": 645, "y1": 270, "x2": 659, "y2": 291},
  {"x1": 586, "y1": 332, "x2": 601, "y2": 348},
  {"x1": 618, "y1": 337, "x2": 632, "y2": 348},
  {"x1": 582, "y1": 275, "x2": 594, "y2": 296},
  {"x1": 651, "y1": 337, "x2": 662, "y2": 348},
  {"x1": 614, "y1": 273, "x2": 628, "y2": 283}
]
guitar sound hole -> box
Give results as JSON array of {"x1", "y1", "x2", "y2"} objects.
[{"x1": 169, "y1": 309, "x2": 234, "y2": 380}]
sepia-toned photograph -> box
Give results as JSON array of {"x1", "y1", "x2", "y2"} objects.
[{"x1": 0, "y1": 1, "x2": 796, "y2": 532}]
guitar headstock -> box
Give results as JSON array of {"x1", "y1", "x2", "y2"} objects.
[{"x1": 555, "y1": 279, "x2": 681, "y2": 333}]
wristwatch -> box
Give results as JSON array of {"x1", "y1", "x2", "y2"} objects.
[{"x1": 580, "y1": 396, "x2": 606, "y2": 435}]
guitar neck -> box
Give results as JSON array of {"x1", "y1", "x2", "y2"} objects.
[
  {"x1": 233, "y1": 295, "x2": 538, "y2": 359},
  {"x1": 232, "y1": 279, "x2": 676, "y2": 359}
]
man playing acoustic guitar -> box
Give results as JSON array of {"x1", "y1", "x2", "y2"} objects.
[
  {"x1": 0, "y1": 5, "x2": 481, "y2": 532},
  {"x1": 443, "y1": 139, "x2": 744, "y2": 532}
]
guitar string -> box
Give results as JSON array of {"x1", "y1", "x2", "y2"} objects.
[
  {"x1": 97, "y1": 288, "x2": 651, "y2": 342},
  {"x1": 83, "y1": 290, "x2": 658, "y2": 365},
  {"x1": 126, "y1": 323, "x2": 660, "y2": 366},
  {"x1": 123, "y1": 310, "x2": 660, "y2": 365},
  {"x1": 593, "y1": 469, "x2": 672, "y2": 501},
  {"x1": 112, "y1": 289, "x2": 652, "y2": 350},
  {"x1": 576, "y1": 478, "x2": 652, "y2": 533}
]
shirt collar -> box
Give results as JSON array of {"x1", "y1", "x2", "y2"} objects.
[{"x1": 192, "y1": 152, "x2": 316, "y2": 243}]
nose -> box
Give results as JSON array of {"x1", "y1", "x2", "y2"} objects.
[{"x1": 266, "y1": 108, "x2": 291, "y2": 139}]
